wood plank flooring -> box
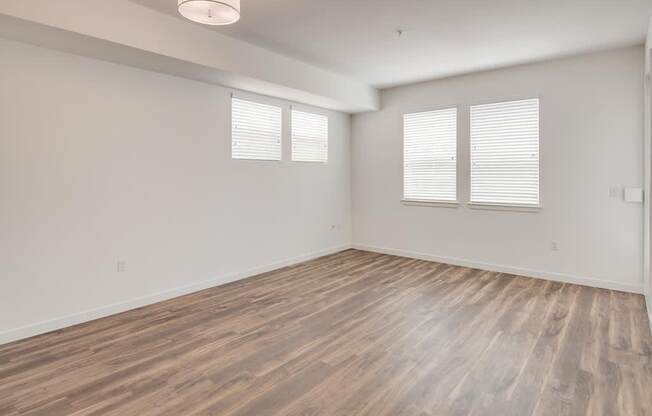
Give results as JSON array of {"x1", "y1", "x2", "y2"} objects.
[{"x1": 1, "y1": 249, "x2": 651, "y2": 416}]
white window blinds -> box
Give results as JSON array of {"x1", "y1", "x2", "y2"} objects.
[
  {"x1": 470, "y1": 98, "x2": 540, "y2": 206},
  {"x1": 231, "y1": 97, "x2": 282, "y2": 160},
  {"x1": 291, "y1": 110, "x2": 328, "y2": 163},
  {"x1": 403, "y1": 107, "x2": 457, "y2": 202}
]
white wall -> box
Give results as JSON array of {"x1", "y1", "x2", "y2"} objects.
[
  {"x1": 352, "y1": 46, "x2": 645, "y2": 293},
  {"x1": 645, "y1": 20, "x2": 652, "y2": 323},
  {"x1": 0, "y1": 38, "x2": 352, "y2": 343}
]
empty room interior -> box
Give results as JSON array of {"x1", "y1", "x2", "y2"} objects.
[{"x1": 3, "y1": 1, "x2": 652, "y2": 415}]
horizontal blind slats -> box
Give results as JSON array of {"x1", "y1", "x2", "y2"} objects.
[
  {"x1": 470, "y1": 98, "x2": 539, "y2": 206},
  {"x1": 292, "y1": 110, "x2": 328, "y2": 163},
  {"x1": 404, "y1": 107, "x2": 457, "y2": 202},
  {"x1": 232, "y1": 98, "x2": 282, "y2": 160}
]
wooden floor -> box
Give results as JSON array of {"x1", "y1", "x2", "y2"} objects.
[{"x1": 1, "y1": 250, "x2": 652, "y2": 416}]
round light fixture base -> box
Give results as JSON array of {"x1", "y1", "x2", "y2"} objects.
[{"x1": 178, "y1": 0, "x2": 240, "y2": 26}]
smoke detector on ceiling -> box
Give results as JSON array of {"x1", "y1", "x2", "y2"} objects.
[{"x1": 177, "y1": 0, "x2": 241, "y2": 26}]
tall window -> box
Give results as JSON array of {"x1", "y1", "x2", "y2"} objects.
[
  {"x1": 470, "y1": 98, "x2": 540, "y2": 206},
  {"x1": 291, "y1": 109, "x2": 328, "y2": 163},
  {"x1": 403, "y1": 107, "x2": 457, "y2": 202},
  {"x1": 231, "y1": 97, "x2": 282, "y2": 160}
]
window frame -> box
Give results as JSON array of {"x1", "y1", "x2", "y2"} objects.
[
  {"x1": 467, "y1": 96, "x2": 542, "y2": 211},
  {"x1": 290, "y1": 107, "x2": 329, "y2": 164},
  {"x1": 401, "y1": 105, "x2": 460, "y2": 206},
  {"x1": 230, "y1": 95, "x2": 283, "y2": 162}
]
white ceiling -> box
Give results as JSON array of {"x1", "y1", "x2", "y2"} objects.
[{"x1": 134, "y1": 0, "x2": 652, "y2": 89}]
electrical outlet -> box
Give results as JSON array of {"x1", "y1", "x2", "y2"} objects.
[
  {"x1": 550, "y1": 241, "x2": 559, "y2": 251},
  {"x1": 117, "y1": 259, "x2": 127, "y2": 273}
]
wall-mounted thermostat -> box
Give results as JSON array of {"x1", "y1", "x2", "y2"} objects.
[{"x1": 624, "y1": 187, "x2": 643, "y2": 203}]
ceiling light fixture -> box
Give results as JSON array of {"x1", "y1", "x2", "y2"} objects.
[{"x1": 178, "y1": 0, "x2": 240, "y2": 26}]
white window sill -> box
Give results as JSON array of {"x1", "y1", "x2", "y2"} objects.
[
  {"x1": 232, "y1": 157, "x2": 282, "y2": 162},
  {"x1": 291, "y1": 160, "x2": 328, "y2": 164},
  {"x1": 401, "y1": 199, "x2": 460, "y2": 208},
  {"x1": 467, "y1": 202, "x2": 541, "y2": 213}
]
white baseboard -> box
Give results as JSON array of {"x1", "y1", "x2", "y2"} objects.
[
  {"x1": 352, "y1": 243, "x2": 643, "y2": 295},
  {"x1": 0, "y1": 244, "x2": 352, "y2": 346}
]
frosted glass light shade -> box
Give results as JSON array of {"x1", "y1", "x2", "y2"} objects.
[{"x1": 178, "y1": 0, "x2": 240, "y2": 25}]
